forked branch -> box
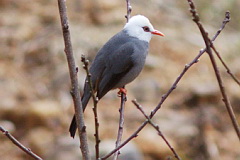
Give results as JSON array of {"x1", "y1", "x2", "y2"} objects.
[
  {"x1": 132, "y1": 100, "x2": 181, "y2": 160},
  {"x1": 187, "y1": 0, "x2": 240, "y2": 140}
]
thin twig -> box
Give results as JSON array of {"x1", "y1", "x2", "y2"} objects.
[
  {"x1": 187, "y1": 0, "x2": 240, "y2": 140},
  {"x1": 113, "y1": 88, "x2": 127, "y2": 160},
  {"x1": 186, "y1": 11, "x2": 240, "y2": 86},
  {"x1": 81, "y1": 55, "x2": 100, "y2": 159},
  {"x1": 57, "y1": 0, "x2": 90, "y2": 159},
  {"x1": 211, "y1": 11, "x2": 230, "y2": 42},
  {"x1": 125, "y1": 0, "x2": 132, "y2": 22},
  {"x1": 0, "y1": 126, "x2": 43, "y2": 160},
  {"x1": 112, "y1": 1, "x2": 133, "y2": 159},
  {"x1": 212, "y1": 46, "x2": 240, "y2": 86},
  {"x1": 132, "y1": 100, "x2": 181, "y2": 160},
  {"x1": 100, "y1": 10, "x2": 231, "y2": 159},
  {"x1": 212, "y1": 45, "x2": 240, "y2": 86},
  {"x1": 209, "y1": 11, "x2": 240, "y2": 86}
]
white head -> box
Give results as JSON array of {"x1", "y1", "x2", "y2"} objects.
[{"x1": 124, "y1": 15, "x2": 164, "y2": 42}]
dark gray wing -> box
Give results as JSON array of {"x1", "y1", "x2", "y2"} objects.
[{"x1": 96, "y1": 42, "x2": 135, "y2": 99}]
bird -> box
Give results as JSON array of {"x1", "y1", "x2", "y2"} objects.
[{"x1": 69, "y1": 15, "x2": 164, "y2": 138}]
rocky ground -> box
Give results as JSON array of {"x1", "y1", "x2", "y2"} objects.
[{"x1": 0, "y1": 0, "x2": 240, "y2": 160}]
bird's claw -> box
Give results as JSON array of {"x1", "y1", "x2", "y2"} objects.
[{"x1": 117, "y1": 88, "x2": 127, "y2": 97}]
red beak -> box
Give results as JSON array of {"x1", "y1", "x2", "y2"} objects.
[{"x1": 151, "y1": 30, "x2": 165, "y2": 36}]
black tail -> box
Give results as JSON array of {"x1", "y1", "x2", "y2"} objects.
[
  {"x1": 69, "y1": 93, "x2": 91, "y2": 138},
  {"x1": 69, "y1": 81, "x2": 111, "y2": 138},
  {"x1": 69, "y1": 116, "x2": 77, "y2": 138}
]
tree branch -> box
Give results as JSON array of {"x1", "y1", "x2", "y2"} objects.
[
  {"x1": 150, "y1": 11, "x2": 231, "y2": 119},
  {"x1": 0, "y1": 126, "x2": 42, "y2": 160},
  {"x1": 132, "y1": 100, "x2": 181, "y2": 160},
  {"x1": 187, "y1": 0, "x2": 240, "y2": 140},
  {"x1": 211, "y1": 44, "x2": 240, "y2": 86},
  {"x1": 57, "y1": 0, "x2": 91, "y2": 159},
  {"x1": 81, "y1": 55, "x2": 100, "y2": 159},
  {"x1": 113, "y1": 1, "x2": 132, "y2": 159},
  {"x1": 211, "y1": 11, "x2": 230, "y2": 42},
  {"x1": 208, "y1": 11, "x2": 240, "y2": 86},
  {"x1": 125, "y1": 0, "x2": 132, "y2": 22},
  {"x1": 113, "y1": 89, "x2": 127, "y2": 160}
]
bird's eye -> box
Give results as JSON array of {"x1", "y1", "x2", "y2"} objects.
[{"x1": 142, "y1": 26, "x2": 150, "y2": 32}]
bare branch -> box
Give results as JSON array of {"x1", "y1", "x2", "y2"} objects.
[
  {"x1": 81, "y1": 55, "x2": 100, "y2": 159},
  {"x1": 0, "y1": 126, "x2": 43, "y2": 160},
  {"x1": 112, "y1": 1, "x2": 132, "y2": 159},
  {"x1": 187, "y1": 0, "x2": 240, "y2": 140},
  {"x1": 113, "y1": 89, "x2": 127, "y2": 160},
  {"x1": 101, "y1": 122, "x2": 145, "y2": 160},
  {"x1": 200, "y1": 11, "x2": 240, "y2": 86},
  {"x1": 211, "y1": 11, "x2": 230, "y2": 42},
  {"x1": 125, "y1": 0, "x2": 132, "y2": 22},
  {"x1": 57, "y1": 0, "x2": 90, "y2": 159},
  {"x1": 150, "y1": 11, "x2": 231, "y2": 119},
  {"x1": 132, "y1": 100, "x2": 181, "y2": 160},
  {"x1": 212, "y1": 45, "x2": 240, "y2": 86},
  {"x1": 211, "y1": 24, "x2": 240, "y2": 86},
  {"x1": 101, "y1": 9, "x2": 232, "y2": 159}
]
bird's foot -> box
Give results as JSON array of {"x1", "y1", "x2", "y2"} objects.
[{"x1": 117, "y1": 88, "x2": 127, "y2": 97}]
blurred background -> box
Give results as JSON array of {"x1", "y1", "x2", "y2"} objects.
[{"x1": 0, "y1": 0, "x2": 240, "y2": 160}]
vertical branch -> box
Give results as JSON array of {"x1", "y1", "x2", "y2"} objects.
[
  {"x1": 57, "y1": 1, "x2": 91, "y2": 159},
  {"x1": 0, "y1": 126, "x2": 42, "y2": 160},
  {"x1": 113, "y1": 88, "x2": 127, "y2": 160},
  {"x1": 112, "y1": 1, "x2": 133, "y2": 159},
  {"x1": 81, "y1": 55, "x2": 100, "y2": 159},
  {"x1": 187, "y1": 0, "x2": 240, "y2": 140},
  {"x1": 125, "y1": 0, "x2": 132, "y2": 22}
]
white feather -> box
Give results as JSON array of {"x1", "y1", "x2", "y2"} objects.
[{"x1": 124, "y1": 15, "x2": 155, "y2": 42}]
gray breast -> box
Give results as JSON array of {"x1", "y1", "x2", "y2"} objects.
[{"x1": 114, "y1": 40, "x2": 149, "y2": 88}]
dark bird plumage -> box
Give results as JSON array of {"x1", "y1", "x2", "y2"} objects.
[{"x1": 69, "y1": 15, "x2": 164, "y2": 138}]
